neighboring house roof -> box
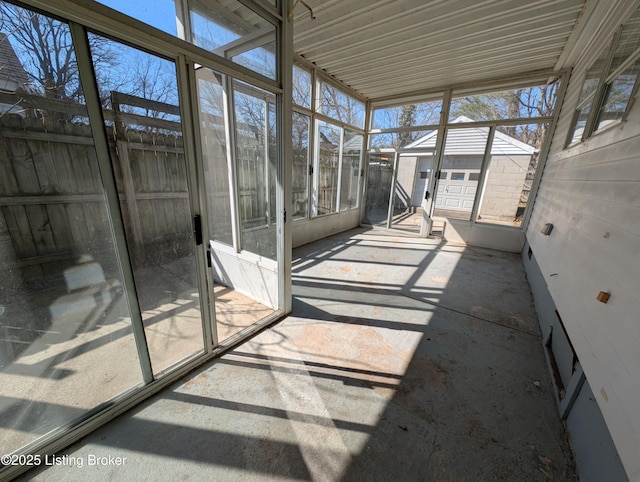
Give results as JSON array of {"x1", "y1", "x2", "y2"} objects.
[
  {"x1": 343, "y1": 133, "x2": 363, "y2": 152},
  {"x1": 0, "y1": 32, "x2": 30, "y2": 88},
  {"x1": 406, "y1": 116, "x2": 537, "y2": 155}
]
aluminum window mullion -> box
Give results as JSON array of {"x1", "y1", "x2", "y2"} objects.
[
  {"x1": 386, "y1": 151, "x2": 400, "y2": 230},
  {"x1": 183, "y1": 62, "x2": 219, "y2": 349},
  {"x1": 176, "y1": 55, "x2": 217, "y2": 352},
  {"x1": 263, "y1": 98, "x2": 270, "y2": 225},
  {"x1": 359, "y1": 99, "x2": 371, "y2": 215},
  {"x1": 69, "y1": 22, "x2": 153, "y2": 383},
  {"x1": 305, "y1": 113, "x2": 314, "y2": 220},
  {"x1": 175, "y1": 0, "x2": 191, "y2": 42},
  {"x1": 470, "y1": 126, "x2": 496, "y2": 223},
  {"x1": 236, "y1": 0, "x2": 282, "y2": 24},
  {"x1": 428, "y1": 89, "x2": 452, "y2": 220},
  {"x1": 311, "y1": 120, "x2": 321, "y2": 217},
  {"x1": 336, "y1": 128, "x2": 344, "y2": 211},
  {"x1": 278, "y1": 0, "x2": 292, "y2": 313},
  {"x1": 370, "y1": 124, "x2": 442, "y2": 135}
]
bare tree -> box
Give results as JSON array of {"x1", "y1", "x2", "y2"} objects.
[
  {"x1": 0, "y1": 4, "x2": 114, "y2": 103},
  {"x1": 450, "y1": 82, "x2": 558, "y2": 147},
  {"x1": 318, "y1": 83, "x2": 364, "y2": 128},
  {"x1": 372, "y1": 101, "x2": 440, "y2": 148}
]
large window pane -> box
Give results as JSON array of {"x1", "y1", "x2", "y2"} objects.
[
  {"x1": 88, "y1": 34, "x2": 205, "y2": 375},
  {"x1": 318, "y1": 80, "x2": 365, "y2": 128},
  {"x1": 314, "y1": 121, "x2": 341, "y2": 216},
  {"x1": 450, "y1": 83, "x2": 559, "y2": 122},
  {"x1": 293, "y1": 63, "x2": 312, "y2": 109},
  {"x1": 372, "y1": 100, "x2": 442, "y2": 130},
  {"x1": 292, "y1": 112, "x2": 310, "y2": 219},
  {"x1": 0, "y1": 4, "x2": 141, "y2": 453},
  {"x1": 196, "y1": 68, "x2": 233, "y2": 246},
  {"x1": 567, "y1": 50, "x2": 611, "y2": 145},
  {"x1": 477, "y1": 124, "x2": 549, "y2": 228},
  {"x1": 596, "y1": 8, "x2": 640, "y2": 131},
  {"x1": 596, "y1": 57, "x2": 640, "y2": 130},
  {"x1": 234, "y1": 82, "x2": 277, "y2": 259},
  {"x1": 190, "y1": 0, "x2": 276, "y2": 80},
  {"x1": 568, "y1": 75, "x2": 600, "y2": 144},
  {"x1": 340, "y1": 130, "x2": 362, "y2": 211}
]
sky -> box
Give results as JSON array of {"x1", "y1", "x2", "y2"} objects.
[{"x1": 96, "y1": 0, "x2": 179, "y2": 36}]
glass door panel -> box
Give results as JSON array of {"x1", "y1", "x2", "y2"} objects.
[
  {"x1": 314, "y1": 121, "x2": 341, "y2": 216},
  {"x1": 362, "y1": 153, "x2": 394, "y2": 225},
  {"x1": 340, "y1": 130, "x2": 362, "y2": 212},
  {"x1": 433, "y1": 127, "x2": 489, "y2": 222},
  {"x1": 88, "y1": 35, "x2": 205, "y2": 375},
  {"x1": 291, "y1": 112, "x2": 310, "y2": 220},
  {"x1": 195, "y1": 70, "x2": 277, "y2": 343},
  {"x1": 391, "y1": 153, "x2": 432, "y2": 233},
  {"x1": 196, "y1": 68, "x2": 234, "y2": 247},
  {"x1": 0, "y1": 4, "x2": 142, "y2": 452},
  {"x1": 233, "y1": 82, "x2": 277, "y2": 259}
]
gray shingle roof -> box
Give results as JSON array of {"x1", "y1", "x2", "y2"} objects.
[{"x1": 0, "y1": 32, "x2": 30, "y2": 88}]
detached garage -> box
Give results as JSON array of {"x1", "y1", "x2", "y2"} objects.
[{"x1": 405, "y1": 116, "x2": 537, "y2": 224}]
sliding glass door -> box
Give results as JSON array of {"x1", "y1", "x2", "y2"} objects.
[
  {"x1": 0, "y1": 2, "x2": 211, "y2": 461},
  {"x1": 0, "y1": 4, "x2": 147, "y2": 452},
  {"x1": 87, "y1": 33, "x2": 207, "y2": 376}
]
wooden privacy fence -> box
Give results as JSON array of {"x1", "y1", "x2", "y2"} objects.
[
  {"x1": 0, "y1": 90, "x2": 191, "y2": 284},
  {"x1": 1, "y1": 89, "x2": 360, "y2": 285}
]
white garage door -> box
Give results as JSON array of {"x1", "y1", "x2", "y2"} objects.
[{"x1": 435, "y1": 170, "x2": 479, "y2": 212}]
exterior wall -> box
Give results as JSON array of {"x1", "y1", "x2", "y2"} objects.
[
  {"x1": 523, "y1": 242, "x2": 629, "y2": 481},
  {"x1": 480, "y1": 154, "x2": 530, "y2": 221},
  {"x1": 526, "y1": 23, "x2": 640, "y2": 481}
]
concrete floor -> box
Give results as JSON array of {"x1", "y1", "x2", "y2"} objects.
[
  {"x1": 20, "y1": 227, "x2": 576, "y2": 481},
  {"x1": 0, "y1": 264, "x2": 271, "y2": 452}
]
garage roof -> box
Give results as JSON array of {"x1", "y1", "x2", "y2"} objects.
[
  {"x1": 292, "y1": 0, "x2": 634, "y2": 102},
  {"x1": 407, "y1": 117, "x2": 537, "y2": 154}
]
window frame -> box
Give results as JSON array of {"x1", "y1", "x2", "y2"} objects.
[{"x1": 566, "y1": 15, "x2": 640, "y2": 147}]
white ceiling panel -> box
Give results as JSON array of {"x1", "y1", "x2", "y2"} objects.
[{"x1": 292, "y1": 0, "x2": 588, "y2": 100}]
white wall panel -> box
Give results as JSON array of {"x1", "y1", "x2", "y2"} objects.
[
  {"x1": 527, "y1": 34, "x2": 640, "y2": 480},
  {"x1": 292, "y1": 209, "x2": 361, "y2": 248}
]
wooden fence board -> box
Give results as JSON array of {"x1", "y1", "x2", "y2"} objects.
[
  {"x1": 1, "y1": 89, "x2": 279, "y2": 280},
  {"x1": 28, "y1": 135, "x2": 56, "y2": 195},
  {"x1": 3, "y1": 205, "x2": 37, "y2": 258},
  {"x1": 25, "y1": 204, "x2": 57, "y2": 256},
  {"x1": 0, "y1": 128, "x2": 95, "y2": 145},
  {"x1": 67, "y1": 202, "x2": 90, "y2": 248},
  {"x1": 112, "y1": 91, "x2": 181, "y2": 117},
  {"x1": 8, "y1": 135, "x2": 40, "y2": 195},
  {"x1": 0, "y1": 135, "x2": 19, "y2": 196},
  {"x1": 47, "y1": 204, "x2": 73, "y2": 254}
]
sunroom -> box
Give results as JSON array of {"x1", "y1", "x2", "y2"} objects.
[{"x1": 1, "y1": 0, "x2": 640, "y2": 480}]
